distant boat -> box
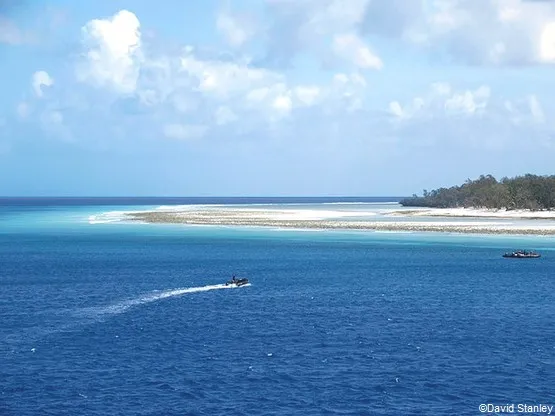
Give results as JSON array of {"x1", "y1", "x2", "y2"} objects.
[
  {"x1": 225, "y1": 276, "x2": 249, "y2": 286},
  {"x1": 502, "y1": 250, "x2": 541, "y2": 259}
]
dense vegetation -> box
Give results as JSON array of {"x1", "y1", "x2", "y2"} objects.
[{"x1": 400, "y1": 174, "x2": 555, "y2": 210}]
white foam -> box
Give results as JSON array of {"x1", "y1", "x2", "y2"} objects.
[
  {"x1": 88, "y1": 211, "x2": 130, "y2": 224},
  {"x1": 83, "y1": 283, "x2": 250, "y2": 316}
]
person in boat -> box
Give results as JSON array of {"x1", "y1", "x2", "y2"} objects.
[{"x1": 232, "y1": 275, "x2": 237, "y2": 283}]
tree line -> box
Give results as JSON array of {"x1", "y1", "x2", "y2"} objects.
[{"x1": 399, "y1": 174, "x2": 555, "y2": 210}]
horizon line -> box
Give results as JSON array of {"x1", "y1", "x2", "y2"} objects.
[{"x1": 0, "y1": 195, "x2": 408, "y2": 199}]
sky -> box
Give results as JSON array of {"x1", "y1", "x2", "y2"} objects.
[{"x1": 1, "y1": 0, "x2": 555, "y2": 196}]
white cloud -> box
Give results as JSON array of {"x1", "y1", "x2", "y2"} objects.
[
  {"x1": 389, "y1": 101, "x2": 404, "y2": 118},
  {"x1": 265, "y1": 0, "x2": 555, "y2": 67},
  {"x1": 294, "y1": 86, "x2": 320, "y2": 106},
  {"x1": 77, "y1": 10, "x2": 142, "y2": 93},
  {"x1": 431, "y1": 82, "x2": 452, "y2": 96},
  {"x1": 16, "y1": 6, "x2": 554, "y2": 155},
  {"x1": 273, "y1": 94, "x2": 292, "y2": 113},
  {"x1": 540, "y1": 21, "x2": 555, "y2": 63},
  {"x1": 262, "y1": 0, "x2": 373, "y2": 67},
  {"x1": 411, "y1": 0, "x2": 555, "y2": 65},
  {"x1": 503, "y1": 94, "x2": 549, "y2": 127},
  {"x1": 528, "y1": 95, "x2": 545, "y2": 123},
  {"x1": 385, "y1": 83, "x2": 555, "y2": 154},
  {"x1": 163, "y1": 123, "x2": 207, "y2": 140},
  {"x1": 216, "y1": 11, "x2": 254, "y2": 48},
  {"x1": 282, "y1": 0, "x2": 369, "y2": 44},
  {"x1": 32, "y1": 71, "x2": 54, "y2": 97},
  {"x1": 385, "y1": 82, "x2": 553, "y2": 150},
  {"x1": 246, "y1": 87, "x2": 271, "y2": 103},
  {"x1": 69, "y1": 10, "x2": 379, "y2": 134},
  {"x1": 331, "y1": 33, "x2": 383, "y2": 70},
  {"x1": 444, "y1": 86, "x2": 490, "y2": 115},
  {"x1": 332, "y1": 72, "x2": 366, "y2": 89},
  {"x1": 329, "y1": 72, "x2": 368, "y2": 112},
  {"x1": 176, "y1": 49, "x2": 340, "y2": 120},
  {"x1": 302, "y1": 0, "x2": 369, "y2": 33},
  {"x1": 390, "y1": 83, "x2": 492, "y2": 119},
  {"x1": 180, "y1": 50, "x2": 282, "y2": 99}
]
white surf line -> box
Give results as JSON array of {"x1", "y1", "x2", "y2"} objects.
[
  {"x1": 84, "y1": 283, "x2": 251, "y2": 317},
  {"x1": 88, "y1": 210, "x2": 131, "y2": 224}
]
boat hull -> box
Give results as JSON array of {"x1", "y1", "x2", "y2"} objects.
[
  {"x1": 225, "y1": 278, "x2": 249, "y2": 286},
  {"x1": 502, "y1": 252, "x2": 541, "y2": 259}
]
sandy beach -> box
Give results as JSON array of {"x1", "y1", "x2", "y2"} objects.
[
  {"x1": 386, "y1": 207, "x2": 555, "y2": 220},
  {"x1": 126, "y1": 205, "x2": 555, "y2": 235}
]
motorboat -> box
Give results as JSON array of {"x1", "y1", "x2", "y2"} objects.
[
  {"x1": 502, "y1": 250, "x2": 541, "y2": 259},
  {"x1": 225, "y1": 276, "x2": 249, "y2": 286}
]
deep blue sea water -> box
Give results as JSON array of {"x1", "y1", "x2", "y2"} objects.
[{"x1": 1, "y1": 198, "x2": 555, "y2": 416}]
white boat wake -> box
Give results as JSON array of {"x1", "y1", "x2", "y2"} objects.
[
  {"x1": 3, "y1": 284, "x2": 252, "y2": 349},
  {"x1": 82, "y1": 283, "x2": 251, "y2": 317}
]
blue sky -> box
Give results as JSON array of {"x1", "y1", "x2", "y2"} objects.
[{"x1": 1, "y1": 0, "x2": 555, "y2": 196}]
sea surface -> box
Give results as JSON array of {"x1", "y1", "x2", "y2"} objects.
[{"x1": 1, "y1": 197, "x2": 554, "y2": 416}]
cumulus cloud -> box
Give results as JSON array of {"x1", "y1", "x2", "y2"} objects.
[
  {"x1": 273, "y1": 94, "x2": 292, "y2": 113},
  {"x1": 329, "y1": 72, "x2": 368, "y2": 112},
  {"x1": 331, "y1": 33, "x2": 383, "y2": 69},
  {"x1": 386, "y1": 82, "x2": 552, "y2": 149},
  {"x1": 389, "y1": 83, "x2": 492, "y2": 120},
  {"x1": 444, "y1": 86, "x2": 491, "y2": 115},
  {"x1": 394, "y1": 0, "x2": 555, "y2": 65},
  {"x1": 528, "y1": 95, "x2": 545, "y2": 123},
  {"x1": 294, "y1": 86, "x2": 320, "y2": 106},
  {"x1": 539, "y1": 21, "x2": 555, "y2": 62},
  {"x1": 32, "y1": 71, "x2": 54, "y2": 97},
  {"x1": 76, "y1": 10, "x2": 142, "y2": 93},
  {"x1": 388, "y1": 101, "x2": 404, "y2": 118},
  {"x1": 263, "y1": 0, "x2": 555, "y2": 66},
  {"x1": 262, "y1": 0, "x2": 375, "y2": 67},
  {"x1": 504, "y1": 94, "x2": 548, "y2": 126},
  {"x1": 60, "y1": 9, "x2": 380, "y2": 140},
  {"x1": 11, "y1": 6, "x2": 554, "y2": 155},
  {"x1": 179, "y1": 49, "x2": 283, "y2": 99}
]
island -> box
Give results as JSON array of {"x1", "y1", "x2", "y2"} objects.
[
  {"x1": 399, "y1": 174, "x2": 555, "y2": 210},
  {"x1": 122, "y1": 175, "x2": 555, "y2": 235}
]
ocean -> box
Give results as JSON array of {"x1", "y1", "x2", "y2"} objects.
[{"x1": 1, "y1": 198, "x2": 554, "y2": 416}]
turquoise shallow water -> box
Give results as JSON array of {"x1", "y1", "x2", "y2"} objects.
[{"x1": 1, "y1": 198, "x2": 554, "y2": 415}]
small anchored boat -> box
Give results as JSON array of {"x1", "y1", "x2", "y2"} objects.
[
  {"x1": 225, "y1": 276, "x2": 249, "y2": 286},
  {"x1": 502, "y1": 250, "x2": 541, "y2": 259}
]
